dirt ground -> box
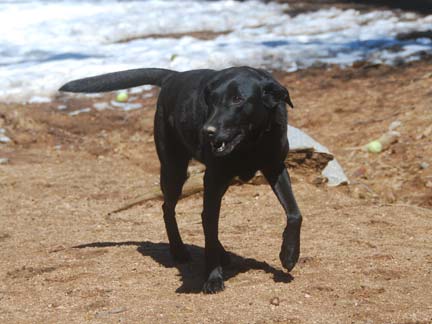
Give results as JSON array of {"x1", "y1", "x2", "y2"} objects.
[{"x1": 0, "y1": 58, "x2": 431, "y2": 324}]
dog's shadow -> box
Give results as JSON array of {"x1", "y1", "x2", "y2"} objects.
[{"x1": 73, "y1": 241, "x2": 293, "y2": 294}]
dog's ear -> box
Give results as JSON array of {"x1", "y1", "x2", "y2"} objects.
[{"x1": 262, "y1": 81, "x2": 294, "y2": 109}]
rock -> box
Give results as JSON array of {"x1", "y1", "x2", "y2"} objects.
[
  {"x1": 0, "y1": 135, "x2": 11, "y2": 143},
  {"x1": 270, "y1": 297, "x2": 280, "y2": 306},
  {"x1": 0, "y1": 128, "x2": 11, "y2": 143},
  {"x1": 419, "y1": 162, "x2": 429, "y2": 170},
  {"x1": 0, "y1": 158, "x2": 9, "y2": 165}
]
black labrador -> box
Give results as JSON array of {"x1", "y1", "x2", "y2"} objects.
[{"x1": 59, "y1": 67, "x2": 302, "y2": 293}]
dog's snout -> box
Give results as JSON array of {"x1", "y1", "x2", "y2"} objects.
[{"x1": 203, "y1": 125, "x2": 217, "y2": 138}]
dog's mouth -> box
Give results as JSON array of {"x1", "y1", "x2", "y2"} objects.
[{"x1": 210, "y1": 132, "x2": 245, "y2": 157}]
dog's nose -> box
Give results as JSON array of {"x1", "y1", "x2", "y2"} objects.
[{"x1": 203, "y1": 125, "x2": 217, "y2": 138}]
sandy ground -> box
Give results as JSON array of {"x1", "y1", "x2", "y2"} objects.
[{"x1": 0, "y1": 59, "x2": 431, "y2": 323}]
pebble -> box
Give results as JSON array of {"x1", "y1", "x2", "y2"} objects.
[
  {"x1": 0, "y1": 158, "x2": 9, "y2": 165},
  {"x1": 419, "y1": 162, "x2": 429, "y2": 170},
  {"x1": 0, "y1": 133, "x2": 11, "y2": 143},
  {"x1": 270, "y1": 297, "x2": 280, "y2": 306}
]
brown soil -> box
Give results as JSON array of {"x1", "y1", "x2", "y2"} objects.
[{"x1": 0, "y1": 59, "x2": 431, "y2": 324}]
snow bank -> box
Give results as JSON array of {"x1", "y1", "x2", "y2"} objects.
[{"x1": 0, "y1": 0, "x2": 431, "y2": 102}]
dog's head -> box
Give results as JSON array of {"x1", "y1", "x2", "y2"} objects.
[{"x1": 202, "y1": 67, "x2": 293, "y2": 157}]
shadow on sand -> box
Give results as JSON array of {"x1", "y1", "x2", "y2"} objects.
[{"x1": 73, "y1": 240, "x2": 293, "y2": 293}]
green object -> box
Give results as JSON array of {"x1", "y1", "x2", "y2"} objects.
[
  {"x1": 366, "y1": 140, "x2": 382, "y2": 153},
  {"x1": 116, "y1": 92, "x2": 128, "y2": 102}
]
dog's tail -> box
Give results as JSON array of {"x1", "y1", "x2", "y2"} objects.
[{"x1": 59, "y1": 68, "x2": 176, "y2": 93}]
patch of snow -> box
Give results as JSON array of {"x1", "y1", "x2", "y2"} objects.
[
  {"x1": 68, "y1": 107, "x2": 91, "y2": 116},
  {"x1": 0, "y1": 1, "x2": 431, "y2": 102}
]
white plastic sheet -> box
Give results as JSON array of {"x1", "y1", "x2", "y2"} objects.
[{"x1": 288, "y1": 125, "x2": 349, "y2": 186}]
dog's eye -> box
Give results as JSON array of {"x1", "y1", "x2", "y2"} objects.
[{"x1": 232, "y1": 95, "x2": 244, "y2": 104}]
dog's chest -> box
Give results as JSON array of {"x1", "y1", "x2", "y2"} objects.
[
  {"x1": 238, "y1": 167, "x2": 258, "y2": 182},
  {"x1": 170, "y1": 108, "x2": 206, "y2": 157}
]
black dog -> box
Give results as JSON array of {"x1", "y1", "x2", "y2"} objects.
[{"x1": 59, "y1": 67, "x2": 302, "y2": 293}]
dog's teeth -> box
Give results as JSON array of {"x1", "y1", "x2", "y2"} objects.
[{"x1": 217, "y1": 142, "x2": 226, "y2": 152}]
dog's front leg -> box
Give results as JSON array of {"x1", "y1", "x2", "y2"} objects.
[
  {"x1": 201, "y1": 168, "x2": 231, "y2": 294},
  {"x1": 262, "y1": 164, "x2": 302, "y2": 272}
]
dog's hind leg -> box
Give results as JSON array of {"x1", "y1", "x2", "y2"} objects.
[
  {"x1": 160, "y1": 157, "x2": 191, "y2": 263},
  {"x1": 155, "y1": 110, "x2": 191, "y2": 263}
]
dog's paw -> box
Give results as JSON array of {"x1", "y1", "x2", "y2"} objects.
[
  {"x1": 203, "y1": 266, "x2": 224, "y2": 294},
  {"x1": 171, "y1": 246, "x2": 192, "y2": 264},
  {"x1": 279, "y1": 237, "x2": 300, "y2": 272}
]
